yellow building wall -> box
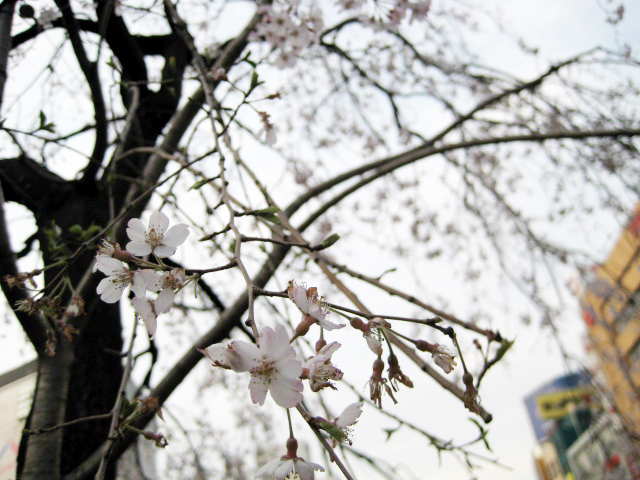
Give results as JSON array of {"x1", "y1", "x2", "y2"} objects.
[{"x1": 581, "y1": 204, "x2": 640, "y2": 435}]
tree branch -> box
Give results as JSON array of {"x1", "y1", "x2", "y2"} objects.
[
  {"x1": 0, "y1": 0, "x2": 16, "y2": 113},
  {"x1": 54, "y1": 0, "x2": 108, "y2": 185}
]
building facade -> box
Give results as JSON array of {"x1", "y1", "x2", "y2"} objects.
[{"x1": 580, "y1": 204, "x2": 640, "y2": 436}]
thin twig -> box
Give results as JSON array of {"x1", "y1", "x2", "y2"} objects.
[{"x1": 95, "y1": 316, "x2": 138, "y2": 479}]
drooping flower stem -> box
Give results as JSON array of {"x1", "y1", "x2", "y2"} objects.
[{"x1": 287, "y1": 408, "x2": 294, "y2": 439}]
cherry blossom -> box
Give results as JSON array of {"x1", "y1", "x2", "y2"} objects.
[
  {"x1": 302, "y1": 341, "x2": 343, "y2": 392},
  {"x1": 350, "y1": 317, "x2": 383, "y2": 355},
  {"x1": 258, "y1": 111, "x2": 278, "y2": 146},
  {"x1": 432, "y1": 346, "x2": 457, "y2": 374},
  {"x1": 138, "y1": 268, "x2": 187, "y2": 314},
  {"x1": 415, "y1": 340, "x2": 458, "y2": 374},
  {"x1": 255, "y1": 457, "x2": 324, "y2": 480},
  {"x1": 202, "y1": 325, "x2": 304, "y2": 408},
  {"x1": 252, "y1": 5, "x2": 323, "y2": 70},
  {"x1": 126, "y1": 211, "x2": 189, "y2": 258},
  {"x1": 287, "y1": 281, "x2": 344, "y2": 331},
  {"x1": 95, "y1": 257, "x2": 146, "y2": 303}
]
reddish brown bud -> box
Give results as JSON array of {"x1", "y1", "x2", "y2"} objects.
[
  {"x1": 142, "y1": 430, "x2": 168, "y2": 448},
  {"x1": 350, "y1": 317, "x2": 369, "y2": 333},
  {"x1": 295, "y1": 316, "x2": 314, "y2": 337},
  {"x1": 285, "y1": 437, "x2": 298, "y2": 458},
  {"x1": 315, "y1": 338, "x2": 327, "y2": 353},
  {"x1": 415, "y1": 339, "x2": 436, "y2": 353},
  {"x1": 372, "y1": 357, "x2": 384, "y2": 379}
]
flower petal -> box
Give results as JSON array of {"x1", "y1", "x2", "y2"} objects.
[
  {"x1": 155, "y1": 288, "x2": 175, "y2": 314},
  {"x1": 269, "y1": 376, "x2": 303, "y2": 408},
  {"x1": 97, "y1": 277, "x2": 125, "y2": 303},
  {"x1": 149, "y1": 211, "x2": 169, "y2": 236},
  {"x1": 336, "y1": 402, "x2": 363, "y2": 428},
  {"x1": 131, "y1": 272, "x2": 147, "y2": 298},
  {"x1": 126, "y1": 218, "x2": 147, "y2": 242},
  {"x1": 317, "y1": 317, "x2": 345, "y2": 330},
  {"x1": 162, "y1": 224, "x2": 189, "y2": 247},
  {"x1": 274, "y1": 460, "x2": 295, "y2": 479},
  {"x1": 126, "y1": 241, "x2": 152, "y2": 257},
  {"x1": 365, "y1": 334, "x2": 383, "y2": 356},
  {"x1": 144, "y1": 315, "x2": 157, "y2": 338},
  {"x1": 294, "y1": 459, "x2": 325, "y2": 480},
  {"x1": 319, "y1": 341, "x2": 341, "y2": 357},
  {"x1": 261, "y1": 325, "x2": 294, "y2": 361},
  {"x1": 255, "y1": 458, "x2": 281, "y2": 478},
  {"x1": 225, "y1": 341, "x2": 261, "y2": 372},
  {"x1": 275, "y1": 357, "x2": 303, "y2": 380},
  {"x1": 288, "y1": 282, "x2": 310, "y2": 312},
  {"x1": 202, "y1": 344, "x2": 228, "y2": 366},
  {"x1": 132, "y1": 297, "x2": 157, "y2": 337},
  {"x1": 152, "y1": 245, "x2": 177, "y2": 258},
  {"x1": 139, "y1": 270, "x2": 163, "y2": 291},
  {"x1": 95, "y1": 257, "x2": 126, "y2": 276},
  {"x1": 249, "y1": 375, "x2": 270, "y2": 406}
]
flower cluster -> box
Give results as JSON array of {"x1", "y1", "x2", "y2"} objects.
[
  {"x1": 338, "y1": 0, "x2": 432, "y2": 27},
  {"x1": 95, "y1": 211, "x2": 462, "y2": 478},
  {"x1": 94, "y1": 211, "x2": 190, "y2": 337},
  {"x1": 253, "y1": 4, "x2": 323, "y2": 69},
  {"x1": 200, "y1": 282, "x2": 369, "y2": 476}
]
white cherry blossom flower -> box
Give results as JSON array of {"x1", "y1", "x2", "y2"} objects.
[
  {"x1": 202, "y1": 325, "x2": 303, "y2": 408},
  {"x1": 255, "y1": 457, "x2": 324, "y2": 480},
  {"x1": 258, "y1": 111, "x2": 278, "y2": 145},
  {"x1": 302, "y1": 341, "x2": 343, "y2": 392},
  {"x1": 138, "y1": 268, "x2": 187, "y2": 314},
  {"x1": 287, "y1": 281, "x2": 344, "y2": 330},
  {"x1": 95, "y1": 257, "x2": 146, "y2": 303},
  {"x1": 415, "y1": 340, "x2": 457, "y2": 373},
  {"x1": 433, "y1": 346, "x2": 457, "y2": 374},
  {"x1": 126, "y1": 211, "x2": 189, "y2": 258}
]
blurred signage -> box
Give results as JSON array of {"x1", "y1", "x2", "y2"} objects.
[
  {"x1": 536, "y1": 388, "x2": 591, "y2": 420},
  {"x1": 525, "y1": 372, "x2": 592, "y2": 441}
]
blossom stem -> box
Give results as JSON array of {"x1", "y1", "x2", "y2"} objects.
[
  {"x1": 451, "y1": 335, "x2": 469, "y2": 373},
  {"x1": 286, "y1": 408, "x2": 294, "y2": 438}
]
